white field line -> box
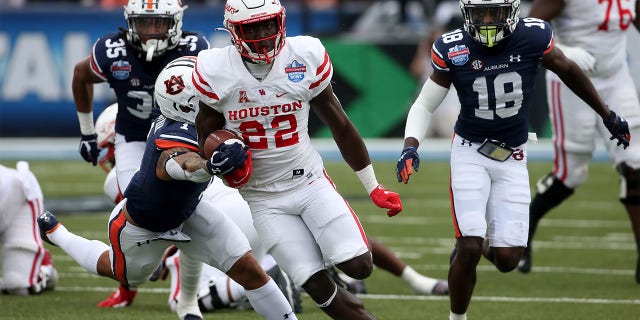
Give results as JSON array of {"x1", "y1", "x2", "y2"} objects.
[{"x1": 53, "y1": 286, "x2": 639, "y2": 305}]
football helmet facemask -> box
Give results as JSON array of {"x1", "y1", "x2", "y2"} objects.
[
  {"x1": 154, "y1": 56, "x2": 199, "y2": 124},
  {"x1": 124, "y1": 0, "x2": 186, "y2": 61},
  {"x1": 459, "y1": 0, "x2": 520, "y2": 47},
  {"x1": 224, "y1": 0, "x2": 286, "y2": 64}
]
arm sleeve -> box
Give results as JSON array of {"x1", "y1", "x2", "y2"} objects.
[{"x1": 404, "y1": 78, "x2": 450, "y2": 142}]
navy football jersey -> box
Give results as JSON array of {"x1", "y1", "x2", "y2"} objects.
[
  {"x1": 89, "y1": 31, "x2": 209, "y2": 141},
  {"x1": 124, "y1": 116, "x2": 208, "y2": 232},
  {"x1": 431, "y1": 18, "x2": 554, "y2": 147}
]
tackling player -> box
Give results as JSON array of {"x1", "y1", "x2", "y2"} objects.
[
  {"x1": 39, "y1": 56, "x2": 297, "y2": 320},
  {"x1": 519, "y1": 0, "x2": 640, "y2": 284},
  {"x1": 69, "y1": 0, "x2": 210, "y2": 310},
  {"x1": 193, "y1": 0, "x2": 403, "y2": 318},
  {"x1": 395, "y1": 0, "x2": 631, "y2": 319}
]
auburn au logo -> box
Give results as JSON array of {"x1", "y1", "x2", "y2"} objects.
[{"x1": 164, "y1": 75, "x2": 185, "y2": 95}]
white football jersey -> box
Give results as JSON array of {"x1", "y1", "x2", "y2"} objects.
[
  {"x1": 194, "y1": 36, "x2": 333, "y2": 199},
  {"x1": 551, "y1": 0, "x2": 637, "y2": 77}
]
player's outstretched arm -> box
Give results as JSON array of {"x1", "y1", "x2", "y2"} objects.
[
  {"x1": 157, "y1": 147, "x2": 213, "y2": 183},
  {"x1": 397, "y1": 71, "x2": 451, "y2": 184},
  {"x1": 311, "y1": 84, "x2": 403, "y2": 216},
  {"x1": 542, "y1": 47, "x2": 630, "y2": 148}
]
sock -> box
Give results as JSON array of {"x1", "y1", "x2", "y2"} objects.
[
  {"x1": 245, "y1": 278, "x2": 297, "y2": 319},
  {"x1": 401, "y1": 265, "x2": 438, "y2": 293},
  {"x1": 450, "y1": 310, "x2": 467, "y2": 320},
  {"x1": 48, "y1": 224, "x2": 109, "y2": 274},
  {"x1": 177, "y1": 252, "x2": 203, "y2": 319}
]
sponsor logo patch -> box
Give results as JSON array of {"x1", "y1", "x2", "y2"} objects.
[
  {"x1": 447, "y1": 45, "x2": 470, "y2": 66},
  {"x1": 110, "y1": 60, "x2": 131, "y2": 80}
]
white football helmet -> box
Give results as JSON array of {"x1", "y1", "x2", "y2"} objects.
[
  {"x1": 124, "y1": 0, "x2": 186, "y2": 61},
  {"x1": 224, "y1": 0, "x2": 286, "y2": 64},
  {"x1": 459, "y1": 0, "x2": 520, "y2": 47},
  {"x1": 95, "y1": 103, "x2": 118, "y2": 149},
  {"x1": 154, "y1": 56, "x2": 199, "y2": 124}
]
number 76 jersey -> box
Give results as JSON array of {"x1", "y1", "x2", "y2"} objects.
[
  {"x1": 193, "y1": 36, "x2": 333, "y2": 197},
  {"x1": 431, "y1": 18, "x2": 554, "y2": 147}
]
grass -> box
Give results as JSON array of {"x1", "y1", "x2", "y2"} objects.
[{"x1": 0, "y1": 160, "x2": 638, "y2": 320}]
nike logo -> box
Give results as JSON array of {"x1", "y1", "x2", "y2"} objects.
[{"x1": 276, "y1": 92, "x2": 287, "y2": 97}]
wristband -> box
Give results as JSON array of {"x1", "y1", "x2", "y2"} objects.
[
  {"x1": 355, "y1": 164, "x2": 379, "y2": 195},
  {"x1": 77, "y1": 111, "x2": 95, "y2": 135}
]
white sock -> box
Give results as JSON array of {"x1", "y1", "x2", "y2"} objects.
[
  {"x1": 176, "y1": 253, "x2": 203, "y2": 319},
  {"x1": 401, "y1": 265, "x2": 438, "y2": 293},
  {"x1": 450, "y1": 310, "x2": 467, "y2": 320},
  {"x1": 245, "y1": 279, "x2": 297, "y2": 320},
  {"x1": 48, "y1": 224, "x2": 108, "y2": 274}
]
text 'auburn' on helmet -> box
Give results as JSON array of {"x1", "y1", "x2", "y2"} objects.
[
  {"x1": 124, "y1": 0, "x2": 186, "y2": 61},
  {"x1": 96, "y1": 103, "x2": 118, "y2": 149},
  {"x1": 224, "y1": 0, "x2": 286, "y2": 64},
  {"x1": 459, "y1": 0, "x2": 520, "y2": 47},
  {"x1": 154, "y1": 56, "x2": 199, "y2": 124}
]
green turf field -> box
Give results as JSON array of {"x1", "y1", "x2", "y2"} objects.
[{"x1": 1, "y1": 160, "x2": 638, "y2": 320}]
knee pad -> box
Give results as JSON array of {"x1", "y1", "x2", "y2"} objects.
[{"x1": 617, "y1": 163, "x2": 640, "y2": 205}]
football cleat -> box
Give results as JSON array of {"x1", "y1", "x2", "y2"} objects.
[
  {"x1": 97, "y1": 285, "x2": 137, "y2": 308},
  {"x1": 37, "y1": 211, "x2": 61, "y2": 246},
  {"x1": 327, "y1": 265, "x2": 367, "y2": 294},
  {"x1": 182, "y1": 314, "x2": 203, "y2": 320},
  {"x1": 149, "y1": 245, "x2": 178, "y2": 281},
  {"x1": 430, "y1": 280, "x2": 449, "y2": 295},
  {"x1": 266, "y1": 265, "x2": 302, "y2": 313},
  {"x1": 517, "y1": 250, "x2": 532, "y2": 273}
]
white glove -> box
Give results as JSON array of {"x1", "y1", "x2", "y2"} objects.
[{"x1": 555, "y1": 43, "x2": 596, "y2": 73}]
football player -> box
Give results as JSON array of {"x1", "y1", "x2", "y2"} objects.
[
  {"x1": 39, "y1": 56, "x2": 297, "y2": 320},
  {"x1": 94, "y1": 102, "x2": 301, "y2": 313},
  {"x1": 70, "y1": 0, "x2": 209, "y2": 310},
  {"x1": 395, "y1": 0, "x2": 631, "y2": 319},
  {"x1": 519, "y1": 0, "x2": 640, "y2": 284},
  {"x1": 193, "y1": 0, "x2": 403, "y2": 318},
  {"x1": 0, "y1": 161, "x2": 57, "y2": 296}
]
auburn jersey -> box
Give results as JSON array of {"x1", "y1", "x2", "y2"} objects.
[
  {"x1": 431, "y1": 18, "x2": 554, "y2": 147},
  {"x1": 90, "y1": 31, "x2": 209, "y2": 141},
  {"x1": 124, "y1": 116, "x2": 208, "y2": 232},
  {"x1": 193, "y1": 36, "x2": 332, "y2": 198}
]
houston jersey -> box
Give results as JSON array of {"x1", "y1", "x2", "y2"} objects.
[
  {"x1": 194, "y1": 36, "x2": 332, "y2": 198},
  {"x1": 90, "y1": 31, "x2": 209, "y2": 140},
  {"x1": 431, "y1": 19, "x2": 554, "y2": 147},
  {"x1": 124, "y1": 116, "x2": 208, "y2": 232},
  {"x1": 552, "y1": 0, "x2": 636, "y2": 77}
]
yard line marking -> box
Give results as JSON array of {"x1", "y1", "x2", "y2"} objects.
[
  {"x1": 357, "y1": 294, "x2": 640, "y2": 305},
  {"x1": 54, "y1": 286, "x2": 639, "y2": 305},
  {"x1": 411, "y1": 264, "x2": 635, "y2": 276},
  {"x1": 365, "y1": 216, "x2": 631, "y2": 228}
]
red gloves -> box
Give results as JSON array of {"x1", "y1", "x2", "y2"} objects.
[
  {"x1": 223, "y1": 149, "x2": 253, "y2": 188},
  {"x1": 369, "y1": 185, "x2": 403, "y2": 217}
]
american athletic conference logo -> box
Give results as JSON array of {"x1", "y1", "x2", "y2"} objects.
[
  {"x1": 285, "y1": 60, "x2": 306, "y2": 82},
  {"x1": 110, "y1": 60, "x2": 131, "y2": 80}
]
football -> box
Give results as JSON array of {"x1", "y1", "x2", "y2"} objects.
[{"x1": 202, "y1": 129, "x2": 244, "y2": 159}]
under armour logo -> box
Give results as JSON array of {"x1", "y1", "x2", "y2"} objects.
[
  {"x1": 509, "y1": 55, "x2": 521, "y2": 62},
  {"x1": 461, "y1": 139, "x2": 472, "y2": 146}
]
